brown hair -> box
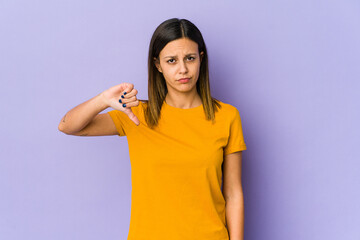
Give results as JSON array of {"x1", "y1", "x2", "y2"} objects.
[{"x1": 140, "y1": 18, "x2": 221, "y2": 129}]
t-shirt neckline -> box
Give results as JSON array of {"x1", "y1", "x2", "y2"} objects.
[{"x1": 163, "y1": 99, "x2": 203, "y2": 114}]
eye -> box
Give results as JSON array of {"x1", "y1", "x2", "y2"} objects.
[{"x1": 166, "y1": 57, "x2": 195, "y2": 64}]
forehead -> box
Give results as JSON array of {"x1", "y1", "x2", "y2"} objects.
[{"x1": 160, "y1": 38, "x2": 198, "y2": 57}]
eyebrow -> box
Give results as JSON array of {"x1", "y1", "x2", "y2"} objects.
[{"x1": 163, "y1": 53, "x2": 197, "y2": 59}]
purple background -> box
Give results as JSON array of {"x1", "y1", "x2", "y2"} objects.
[{"x1": 1, "y1": 0, "x2": 359, "y2": 239}]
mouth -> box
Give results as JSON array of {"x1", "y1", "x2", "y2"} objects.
[{"x1": 178, "y1": 78, "x2": 190, "y2": 83}]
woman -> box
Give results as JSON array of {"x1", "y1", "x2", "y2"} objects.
[{"x1": 58, "y1": 18, "x2": 247, "y2": 240}]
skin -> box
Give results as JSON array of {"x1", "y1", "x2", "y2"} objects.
[
  {"x1": 223, "y1": 151, "x2": 244, "y2": 240},
  {"x1": 154, "y1": 37, "x2": 204, "y2": 109}
]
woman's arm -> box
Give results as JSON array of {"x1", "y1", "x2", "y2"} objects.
[
  {"x1": 58, "y1": 83, "x2": 139, "y2": 136},
  {"x1": 223, "y1": 151, "x2": 244, "y2": 240},
  {"x1": 58, "y1": 92, "x2": 110, "y2": 135}
]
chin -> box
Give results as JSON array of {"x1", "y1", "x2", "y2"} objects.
[{"x1": 177, "y1": 84, "x2": 196, "y2": 91}]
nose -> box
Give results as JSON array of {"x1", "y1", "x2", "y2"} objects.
[{"x1": 178, "y1": 59, "x2": 188, "y2": 74}]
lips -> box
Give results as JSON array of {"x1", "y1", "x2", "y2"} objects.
[{"x1": 178, "y1": 78, "x2": 190, "y2": 81}]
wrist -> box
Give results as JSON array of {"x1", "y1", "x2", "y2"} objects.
[{"x1": 95, "y1": 92, "x2": 110, "y2": 110}]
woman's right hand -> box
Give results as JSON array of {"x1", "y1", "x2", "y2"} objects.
[{"x1": 101, "y1": 82, "x2": 140, "y2": 126}]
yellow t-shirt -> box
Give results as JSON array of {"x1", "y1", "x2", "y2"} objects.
[{"x1": 107, "y1": 99, "x2": 247, "y2": 240}]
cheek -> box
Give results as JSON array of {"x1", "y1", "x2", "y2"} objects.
[
  {"x1": 163, "y1": 67, "x2": 176, "y2": 78},
  {"x1": 162, "y1": 69, "x2": 175, "y2": 82},
  {"x1": 191, "y1": 64, "x2": 201, "y2": 73}
]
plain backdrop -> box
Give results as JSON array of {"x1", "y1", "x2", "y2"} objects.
[{"x1": 0, "y1": 0, "x2": 359, "y2": 239}]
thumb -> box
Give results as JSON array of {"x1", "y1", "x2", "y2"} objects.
[
  {"x1": 122, "y1": 84, "x2": 140, "y2": 126},
  {"x1": 125, "y1": 109, "x2": 140, "y2": 126}
]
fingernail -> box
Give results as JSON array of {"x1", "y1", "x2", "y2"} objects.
[
  {"x1": 121, "y1": 95, "x2": 124, "y2": 98},
  {"x1": 124, "y1": 92, "x2": 127, "y2": 95},
  {"x1": 119, "y1": 99, "x2": 122, "y2": 103},
  {"x1": 123, "y1": 103, "x2": 126, "y2": 107}
]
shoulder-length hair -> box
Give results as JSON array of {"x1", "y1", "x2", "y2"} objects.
[{"x1": 140, "y1": 18, "x2": 221, "y2": 129}]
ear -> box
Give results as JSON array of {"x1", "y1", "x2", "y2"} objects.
[
  {"x1": 200, "y1": 51, "x2": 204, "y2": 62},
  {"x1": 153, "y1": 57, "x2": 162, "y2": 73}
]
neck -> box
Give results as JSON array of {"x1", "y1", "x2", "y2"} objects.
[{"x1": 165, "y1": 92, "x2": 202, "y2": 109}]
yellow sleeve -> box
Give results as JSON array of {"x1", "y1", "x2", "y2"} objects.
[
  {"x1": 223, "y1": 107, "x2": 247, "y2": 155},
  {"x1": 107, "y1": 110, "x2": 127, "y2": 137}
]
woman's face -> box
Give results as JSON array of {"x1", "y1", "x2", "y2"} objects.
[{"x1": 154, "y1": 38, "x2": 204, "y2": 94}]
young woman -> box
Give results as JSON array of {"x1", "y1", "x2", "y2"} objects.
[{"x1": 59, "y1": 18, "x2": 247, "y2": 240}]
